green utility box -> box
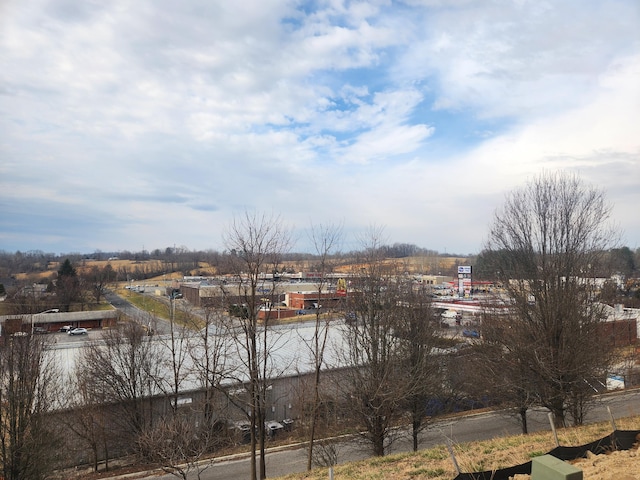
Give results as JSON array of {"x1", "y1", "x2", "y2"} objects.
[{"x1": 531, "y1": 455, "x2": 583, "y2": 480}]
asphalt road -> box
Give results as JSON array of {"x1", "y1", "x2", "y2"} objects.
[
  {"x1": 131, "y1": 389, "x2": 640, "y2": 480},
  {"x1": 104, "y1": 290, "x2": 172, "y2": 334}
]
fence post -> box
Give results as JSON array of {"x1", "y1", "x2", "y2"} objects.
[
  {"x1": 446, "y1": 439, "x2": 461, "y2": 475},
  {"x1": 548, "y1": 412, "x2": 560, "y2": 447},
  {"x1": 607, "y1": 406, "x2": 617, "y2": 431}
]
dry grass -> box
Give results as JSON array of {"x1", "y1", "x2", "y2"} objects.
[
  {"x1": 278, "y1": 416, "x2": 640, "y2": 480},
  {"x1": 12, "y1": 259, "x2": 218, "y2": 282},
  {"x1": 332, "y1": 256, "x2": 467, "y2": 275},
  {"x1": 12, "y1": 255, "x2": 466, "y2": 282},
  {"x1": 115, "y1": 288, "x2": 196, "y2": 327}
]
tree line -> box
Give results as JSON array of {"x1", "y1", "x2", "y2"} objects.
[{"x1": 0, "y1": 172, "x2": 637, "y2": 480}]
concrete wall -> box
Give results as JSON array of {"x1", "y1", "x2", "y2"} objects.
[{"x1": 54, "y1": 367, "x2": 346, "y2": 469}]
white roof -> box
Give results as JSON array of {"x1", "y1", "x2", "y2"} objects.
[{"x1": 49, "y1": 319, "x2": 350, "y2": 400}]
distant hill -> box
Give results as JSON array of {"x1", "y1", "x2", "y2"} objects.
[{"x1": 12, "y1": 255, "x2": 473, "y2": 283}]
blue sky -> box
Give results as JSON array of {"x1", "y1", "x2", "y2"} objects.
[{"x1": 1, "y1": 0, "x2": 639, "y2": 255}]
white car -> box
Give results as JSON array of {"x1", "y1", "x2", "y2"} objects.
[{"x1": 68, "y1": 327, "x2": 88, "y2": 336}]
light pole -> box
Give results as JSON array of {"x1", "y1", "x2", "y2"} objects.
[
  {"x1": 30, "y1": 308, "x2": 59, "y2": 334},
  {"x1": 168, "y1": 292, "x2": 177, "y2": 324}
]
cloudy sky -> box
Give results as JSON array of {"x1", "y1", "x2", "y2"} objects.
[{"x1": 1, "y1": 0, "x2": 639, "y2": 256}]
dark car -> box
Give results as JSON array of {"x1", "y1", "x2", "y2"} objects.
[{"x1": 462, "y1": 329, "x2": 480, "y2": 338}]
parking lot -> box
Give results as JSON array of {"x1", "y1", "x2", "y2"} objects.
[{"x1": 44, "y1": 329, "x2": 97, "y2": 345}]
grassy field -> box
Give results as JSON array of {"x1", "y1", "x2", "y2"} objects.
[
  {"x1": 278, "y1": 415, "x2": 640, "y2": 480},
  {"x1": 116, "y1": 288, "x2": 197, "y2": 327}
]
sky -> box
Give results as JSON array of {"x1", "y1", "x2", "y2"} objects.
[{"x1": 1, "y1": 0, "x2": 639, "y2": 256}]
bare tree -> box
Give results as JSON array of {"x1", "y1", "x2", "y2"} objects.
[
  {"x1": 131, "y1": 301, "x2": 229, "y2": 479},
  {"x1": 303, "y1": 222, "x2": 342, "y2": 470},
  {"x1": 310, "y1": 438, "x2": 340, "y2": 468},
  {"x1": 222, "y1": 210, "x2": 292, "y2": 480},
  {"x1": 82, "y1": 264, "x2": 116, "y2": 304},
  {"x1": 339, "y1": 227, "x2": 408, "y2": 456},
  {"x1": 190, "y1": 302, "x2": 230, "y2": 439},
  {"x1": 394, "y1": 280, "x2": 441, "y2": 451},
  {"x1": 65, "y1": 370, "x2": 113, "y2": 472},
  {"x1": 79, "y1": 321, "x2": 164, "y2": 455},
  {"x1": 454, "y1": 336, "x2": 538, "y2": 434},
  {"x1": 155, "y1": 295, "x2": 191, "y2": 412},
  {"x1": 0, "y1": 334, "x2": 60, "y2": 480},
  {"x1": 484, "y1": 172, "x2": 618, "y2": 427},
  {"x1": 137, "y1": 416, "x2": 214, "y2": 480}
]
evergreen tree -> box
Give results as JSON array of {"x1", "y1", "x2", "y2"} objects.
[{"x1": 56, "y1": 259, "x2": 80, "y2": 312}]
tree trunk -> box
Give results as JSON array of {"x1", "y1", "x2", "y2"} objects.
[
  {"x1": 519, "y1": 407, "x2": 528, "y2": 434},
  {"x1": 412, "y1": 419, "x2": 420, "y2": 452},
  {"x1": 307, "y1": 404, "x2": 318, "y2": 470},
  {"x1": 92, "y1": 443, "x2": 99, "y2": 472},
  {"x1": 551, "y1": 402, "x2": 566, "y2": 429},
  {"x1": 372, "y1": 418, "x2": 385, "y2": 456},
  {"x1": 250, "y1": 416, "x2": 257, "y2": 480},
  {"x1": 259, "y1": 405, "x2": 267, "y2": 480}
]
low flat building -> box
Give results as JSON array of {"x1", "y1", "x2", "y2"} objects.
[{"x1": 0, "y1": 309, "x2": 119, "y2": 335}]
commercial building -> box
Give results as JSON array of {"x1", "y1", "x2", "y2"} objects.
[{"x1": 0, "y1": 309, "x2": 119, "y2": 335}]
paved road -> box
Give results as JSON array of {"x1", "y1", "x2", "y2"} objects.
[
  {"x1": 130, "y1": 389, "x2": 640, "y2": 480},
  {"x1": 104, "y1": 290, "x2": 172, "y2": 334}
]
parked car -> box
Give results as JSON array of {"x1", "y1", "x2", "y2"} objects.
[
  {"x1": 59, "y1": 325, "x2": 74, "y2": 332},
  {"x1": 462, "y1": 329, "x2": 480, "y2": 338},
  {"x1": 68, "y1": 327, "x2": 88, "y2": 336}
]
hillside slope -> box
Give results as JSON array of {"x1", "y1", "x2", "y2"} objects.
[{"x1": 279, "y1": 416, "x2": 640, "y2": 480}]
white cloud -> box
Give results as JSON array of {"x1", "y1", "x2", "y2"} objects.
[
  {"x1": 0, "y1": 0, "x2": 638, "y2": 254},
  {"x1": 395, "y1": 1, "x2": 640, "y2": 119}
]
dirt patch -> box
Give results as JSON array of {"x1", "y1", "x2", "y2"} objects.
[{"x1": 569, "y1": 448, "x2": 639, "y2": 479}]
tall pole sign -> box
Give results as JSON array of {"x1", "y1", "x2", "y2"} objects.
[{"x1": 457, "y1": 265, "x2": 472, "y2": 297}]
